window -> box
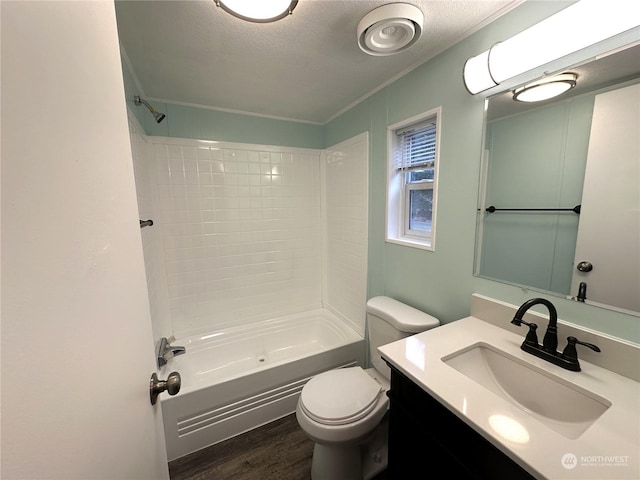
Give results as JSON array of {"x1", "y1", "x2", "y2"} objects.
[{"x1": 386, "y1": 108, "x2": 441, "y2": 250}]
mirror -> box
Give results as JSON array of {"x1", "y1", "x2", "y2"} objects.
[{"x1": 475, "y1": 43, "x2": 640, "y2": 316}]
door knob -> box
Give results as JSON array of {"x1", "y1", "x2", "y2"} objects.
[
  {"x1": 150, "y1": 372, "x2": 181, "y2": 405},
  {"x1": 576, "y1": 261, "x2": 593, "y2": 272}
]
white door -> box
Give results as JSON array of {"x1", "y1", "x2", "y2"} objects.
[
  {"x1": 571, "y1": 83, "x2": 640, "y2": 313},
  {"x1": 2, "y1": 2, "x2": 170, "y2": 478}
]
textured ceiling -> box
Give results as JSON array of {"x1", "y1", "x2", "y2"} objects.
[{"x1": 115, "y1": 0, "x2": 523, "y2": 124}]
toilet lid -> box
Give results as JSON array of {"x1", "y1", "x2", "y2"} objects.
[{"x1": 300, "y1": 367, "x2": 383, "y2": 426}]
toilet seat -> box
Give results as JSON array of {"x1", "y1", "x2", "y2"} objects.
[{"x1": 300, "y1": 367, "x2": 383, "y2": 426}]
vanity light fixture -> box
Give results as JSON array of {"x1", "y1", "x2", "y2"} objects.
[
  {"x1": 357, "y1": 3, "x2": 424, "y2": 56},
  {"x1": 463, "y1": 0, "x2": 640, "y2": 94},
  {"x1": 512, "y1": 72, "x2": 578, "y2": 103},
  {"x1": 215, "y1": 0, "x2": 297, "y2": 23}
]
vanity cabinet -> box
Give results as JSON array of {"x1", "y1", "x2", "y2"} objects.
[{"x1": 386, "y1": 363, "x2": 536, "y2": 479}]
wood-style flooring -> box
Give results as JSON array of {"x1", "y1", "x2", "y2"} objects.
[{"x1": 168, "y1": 413, "x2": 388, "y2": 480}]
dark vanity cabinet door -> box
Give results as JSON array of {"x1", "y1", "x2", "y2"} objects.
[{"x1": 386, "y1": 364, "x2": 536, "y2": 479}]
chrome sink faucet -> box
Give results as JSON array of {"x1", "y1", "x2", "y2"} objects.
[
  {"x1": 511, "y1": 298, "x2": 600, "y2": 371},
  {"x1": 156, "y1": 337, "x2": 186, "y2": 368}
]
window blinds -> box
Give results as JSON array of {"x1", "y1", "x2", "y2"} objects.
[{"x1": 395, "y1": 120, "x2": 437, "y2": 172}]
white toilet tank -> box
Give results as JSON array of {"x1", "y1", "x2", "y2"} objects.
[{"x1": 366, "y1": 296, "x2": 440, "y2": 379}]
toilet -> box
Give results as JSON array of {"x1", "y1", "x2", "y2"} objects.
[{"x1": 296, "y1": 296, "x2": 440, "y2": 480}]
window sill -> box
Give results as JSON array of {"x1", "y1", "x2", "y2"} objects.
[{"x1": 385, "y1": 236, "x2": 434, "y2": 252}]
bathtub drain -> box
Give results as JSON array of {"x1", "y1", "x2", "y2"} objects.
[{"x1": 258, "y1": 355, "x2": 267, "y2": 363}]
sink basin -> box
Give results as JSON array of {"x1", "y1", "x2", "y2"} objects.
[{"x1": 442, "y1": 342, "x2": 611, "y2": 439}]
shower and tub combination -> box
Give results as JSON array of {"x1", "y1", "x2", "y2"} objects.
[
  {"x1": 161, "y1": 308, "x2": 363, "y2": 460},
  {"x1": 128, "y1": 113, "x2": 369, "y2": 461}
]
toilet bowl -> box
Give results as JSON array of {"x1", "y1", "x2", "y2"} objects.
[{"x1": 296, "y1": 296, "x2": 440, "y2": 480}]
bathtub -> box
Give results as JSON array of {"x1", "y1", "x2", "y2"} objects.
[{"x1": 160, "y1": 308, "x2": 365, "y2": 461}]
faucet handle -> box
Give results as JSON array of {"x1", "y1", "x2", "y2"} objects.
[
  {"x1": 522, "y1": 322, "x2": 539, "y2": 348},
  {"x1": 511, "y1": 317, "x2": 534, "y2": 328},
  {"x1": 511, "y1": 317, "x2": 540, "y2": 348},
  {"x1": 561, "y1": 336, "x2": 601, "y2": 364}
]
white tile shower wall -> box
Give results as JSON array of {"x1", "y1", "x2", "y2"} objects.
[
  {"x1": 151, "y1": 138, "x2": 323, "y2": 337},
  {"x1": 323, "y1": 133, "x2": 369, "y2": 336},
  {"x1": 128, "y1": 114, "x2": 173, "y2": 341}
]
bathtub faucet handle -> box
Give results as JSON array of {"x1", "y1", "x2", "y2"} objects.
[{"x1": 156, "y1": 337, "x2": 186, "y2": 368}]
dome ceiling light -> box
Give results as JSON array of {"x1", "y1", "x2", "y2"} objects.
[
  {"x1": 357, "y1": 3, "x2": 424, "y2": 56},
  {"x1": 512, "y1": 72, "x2": 578, "y2": 103},
  {"x1": 215, "y1": 0, "x2": 298, "y2": 23}
]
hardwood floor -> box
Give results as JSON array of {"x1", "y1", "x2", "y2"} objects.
[{"x1": 168, "y1": 413, "x2": 388, "y2": 480}]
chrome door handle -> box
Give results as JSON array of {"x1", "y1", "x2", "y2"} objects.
[{"x1": 149, "y1": 372, "x2": 181, "y2": 405}]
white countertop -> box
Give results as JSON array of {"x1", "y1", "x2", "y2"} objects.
[{"x1": 378, "y1": 316, "x2": 640, "y2": 479}]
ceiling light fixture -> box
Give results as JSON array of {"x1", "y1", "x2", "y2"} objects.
[
  {"x1": 512, "y1": 72, "x2": 578, "y2": 103},
  {"x1": 215, "y1": 0, "x2": 298, "y2": 23},
  {"x1": 463, "y1": 0, "x2": 639, "y2": 95},
  {"x1": 357, "y1": 3, "x2": 424, "y2": 56}
]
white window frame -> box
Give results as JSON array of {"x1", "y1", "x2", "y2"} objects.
[{"x1": 386, "y1": 107, "x2": 441, "y2": 251}]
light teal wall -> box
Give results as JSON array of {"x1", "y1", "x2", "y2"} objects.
[{"x1": 325, "y1": 1, "x2": 639, "y2": 342}]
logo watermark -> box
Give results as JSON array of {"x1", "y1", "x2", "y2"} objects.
[
  {"x1": 562, "y1": 453, "x2": 630, "y2": 469},
  {"x1": 561, "y1": 453, "x2": 578, "y2": 470}
]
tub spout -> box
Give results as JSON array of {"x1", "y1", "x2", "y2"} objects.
[{"x1": 156, "y1": 337, "x2": 186, "y2": 368}]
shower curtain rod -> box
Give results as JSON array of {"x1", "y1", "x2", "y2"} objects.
[
  {"x1": 140, "y1": 219, "x2": 154, "y2": 228},
  {"x1": 484, "y1": 205, "x2": 581, "y2": 214}
]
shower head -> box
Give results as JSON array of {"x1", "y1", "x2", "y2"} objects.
[{"x1": 134, "y1": 95, "x2": 166, "y2": 123}]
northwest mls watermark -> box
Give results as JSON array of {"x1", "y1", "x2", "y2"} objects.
[{"x1": 561, "y1": 453, "x2": 630, "y2": 469}]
